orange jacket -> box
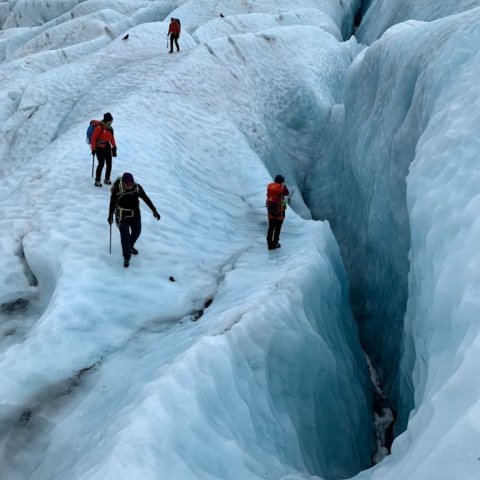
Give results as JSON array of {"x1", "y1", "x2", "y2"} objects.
[
  {"x1": 91, "y1": 121, "x2": 116, "y2": 152},
  {"x1": 266, "y1": 182, "x2": 289, "y2": 220}
]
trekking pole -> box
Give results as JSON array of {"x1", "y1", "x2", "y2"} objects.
[
  {"x1": 109, "y1": 223, "x2": 112, "y2": 254},
  {"x1": 91, "y1": 152, "x2": 95, "y2": 178},
  {"x1": 166, "y1": 34, "x2": 169, "y2": 49}
]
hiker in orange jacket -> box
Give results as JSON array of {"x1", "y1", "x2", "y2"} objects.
[
  {"x1": 91, "y1": 112, "x2": 117, "y2": 187},
  {"x1": 266, "y1": 175, "x2": 289, "y2": 250},
  {"x1": 167, "y1": 18, "x2": 181, "y2": 53}
]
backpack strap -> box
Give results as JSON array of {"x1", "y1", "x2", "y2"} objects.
[
  {"x1": 115, "y1": 206, "x2": 135, "y2": 223},
  {"x1": 114, "y1": 180, "x2": 140, "y2": 223}
]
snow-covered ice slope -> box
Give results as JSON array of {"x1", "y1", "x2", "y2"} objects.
[{"x1": 0, "y1": 1, "x2": 374, "y2": 479}]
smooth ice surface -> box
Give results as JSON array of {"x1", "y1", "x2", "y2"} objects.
[
  {"x1": 2, "y1": 0, "x2": 480, "y2": 479},
  {"x1": 0, "y1": 1, "x2": 373, "y2": 480}
]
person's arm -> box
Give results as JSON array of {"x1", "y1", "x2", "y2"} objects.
[
  {"x1": 108, "y1": 128, "x2": 117, "y2": 156},
  {"x1": 138, "y1": 185, "x2": 160, "y2": 219},
  {"x1": 109, "y1": 128, "x2": 116, "y2": 148}
]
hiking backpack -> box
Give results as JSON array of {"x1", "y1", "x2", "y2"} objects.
[
  {"x1": 113, "y1": 177, "x2": 138, "y2": 194},
  {"x1": 266, "y1": 184, "x2": 287, "y2": 217},
  {"x1": 85, "y1": 120, "x2": 102, "y2": 145},
  {"x1": 112, "y1": 177, "x2": 140, "y2": 224}
]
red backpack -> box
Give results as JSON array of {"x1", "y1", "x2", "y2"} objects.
[{"x1": 266, "y1": 183, "x2": 287, "y2": 218}]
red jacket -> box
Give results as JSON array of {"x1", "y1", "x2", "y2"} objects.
[
  {"x1": 266, "y1": 182, "x2": 289, "y2": 220},
  {"x1": 91, "y1": 122, "x2": 116, "y2": 152}
]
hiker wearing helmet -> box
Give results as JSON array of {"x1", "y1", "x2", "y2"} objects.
[
  {"x1": 266, "y1": 175, "x2": 289, "y2": 250},
  {"x1": 91, "y1": 112, "x2": 117, "y2": 187},
  {"x1": 108, "y1": 172, "x2": 161, "y2": 268},
  {"x1": 167, "y1": 18, "x2": 181, "y2": 53}
]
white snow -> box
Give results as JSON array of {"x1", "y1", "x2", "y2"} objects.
[{"x1": 1, "y1": 0, "x2": 480, "y2": 479}]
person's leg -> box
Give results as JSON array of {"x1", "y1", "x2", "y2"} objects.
[
  {"x1": 175, "y1": 35, "x2": 179, "y2": 51},
  {"x1": 119, "y1": 219, "x2": 132, "y2": 262},
  {"x1": 169, "y1": 35, "x2": 174, "y2": 52},
  {"x1": 95, "y1": 149, "x2": 106, "y2": 184},
  {"x1": 272, "y1": 219, "x2": 284, "y2": 246},
  {"x1": 104, "y1": 147, "x2": 113, "y2": 183},
  {"x1": 267, "y1": 218, "x2": 275, "y2": 249},
  {"x1": 129, "y1": 214, "x2": 142, "y2": 250}
]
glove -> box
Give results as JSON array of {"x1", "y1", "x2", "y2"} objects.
[
  {"x1": 92, "y1": 150, "x2": 96, "y2": 156},
  {"x1": 112, "y1": 146, "x2": 117, "y2": 157},
  {"x1": 107, "y1": 216, "x2": 113, "y2": 225},
  {"x1": 153, "y1": 210, "x2": 160, "y2": 220}
]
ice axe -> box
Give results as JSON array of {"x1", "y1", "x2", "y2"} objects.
[{"x1": 91, "y1": 152, "x2": 95, "y2": 178}]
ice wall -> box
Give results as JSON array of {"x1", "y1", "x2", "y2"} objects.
[
  {"x1": 352, "y1": 9, "x2": 480, "y2": 467},
  {"x1": 308, "y1": 8, "x2": 480, "y2": 478},
  {"x1": 357, "y1": 0, "x2": 480, "y2": 43}
]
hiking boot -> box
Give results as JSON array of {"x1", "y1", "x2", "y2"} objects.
[
  {"x1": 169, "y1": 50, "x2": 173, "y2": 53},
  {"x1": 94, "y1": 181, "x2": 102, "y2": 187},
  {"x1": 104, "y1": 179, "x2": 112, "y2": 185},
  {"x1": 130, "y1": 246, "x2": 138, "y2": 255},
  {"x1": 124, "y1": 259, "x2": 129, "y2": 268}
]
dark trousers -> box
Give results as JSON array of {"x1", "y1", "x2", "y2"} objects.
[
  {"x1": 95, "y1": 146, "x2": 112, "y2": 182},
  {"x1": 170, "y1": 34, "x2": 179, "y2": 52},
  {"x1": 118, "y1": 214, "x2": 141, "y2": 260},
  {"x1": 267, "y1": 218, "x2": 284, "y2": 247}
]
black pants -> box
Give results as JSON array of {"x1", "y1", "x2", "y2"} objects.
[
  {"x1": 267, "y1": 218, "x2": 283, "y2": 247},
  {"x1": 170, "y1": 34, "x2": 179, "y2": 52},
  {"x1": 95, "y1": 146, "x2": 112, "y2": 183},
  {"x1": 118, "y1": 214, "x2": 141, "y2": 261}
]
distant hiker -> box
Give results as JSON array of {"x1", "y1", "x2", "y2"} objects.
[
  {"x1": 266, "y1": 175, "x2": 289, "y2": 250},
  {"x1": 108, "y1": 172, "x2": 161, "y2": 268},
  {"x1": 91, "y1": 112, "x2": 117, "y2": 187},
  {"x1": 167, "y1": 17, "x2": 181, "y2": 53}
]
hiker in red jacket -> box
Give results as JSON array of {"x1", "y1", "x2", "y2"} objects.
[
  {"x1": 91, "y1": 112, "x2": 117, "y2": 187},
  {"x1": 266, "y1": 175, "x2": 289, "y2": 250},
  {"x1": 167, "y1": 18, "x2": 181, "y2": 53}
]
